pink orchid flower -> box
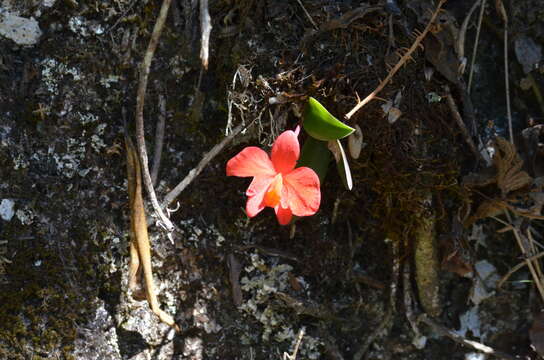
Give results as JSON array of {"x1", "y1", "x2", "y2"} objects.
[{"x1": 226, "y1": 126, "x2": 321, "y2": 225}]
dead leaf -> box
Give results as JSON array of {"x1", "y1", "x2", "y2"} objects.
[
  {"x1": 465, "y1": 200, "x2": 507, "y2": 226},
  {"x1": 387, "y1": 107, "x2": 402, "y2": 124},
  {"x1": 381, "y1": 90, "x2": 403, "y2": 124},
  {"x1": 439, "y1": 228, "x2": 473, "y2": 278},
  {"x1": 125, "y1": 136, "x2": 179, "y2": 331},
  {"x1": 494, "y1": 137, "x2": 532, "y2": 195},
  {"x1": 348, "y1": 124, "x2": 363, "y2": 159}
]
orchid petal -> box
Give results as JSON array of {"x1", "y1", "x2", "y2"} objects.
[
  {"x1": 271, "y1": 130, "x2": 300, "y2": 175},
  {"x1": 245, "y1": 176, "x2": 274, "y2": 216},
  {"x1": 247, "y1": 175, "x2": 275, "y2": 197},
  {"x1": 275, "y1": 205, "x2": 293, "y2": 225},
  {"x1": 284, "y1": 167, "x2": 321, "y2": 216},
  {"x1": 227, "y1": 147, "x2": 275, "y2": 178}
]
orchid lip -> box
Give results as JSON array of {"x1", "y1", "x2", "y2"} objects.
[{"x1": 263, "y1": 174, "x2": 283, "y2": 208}]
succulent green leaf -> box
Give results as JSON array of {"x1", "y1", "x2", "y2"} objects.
[
  {"x1": 297, "y1": 136, "x2": 331, "y2": 184},
  {"x1": 303, "y1": 97, "x2": 355, "y2": 141}
]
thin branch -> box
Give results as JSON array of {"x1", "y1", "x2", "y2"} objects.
[
  {"x1": 498, "y1": 250, "x2": 544, "y2": 289},
  {"x1": 151, "y1": 87, "x2": 166, "y2": 186},
  {"x1": 162, "y1": 122, "x2": 247, "y2": 208},
  {"x1": 199, "y1": 0, "x2": 212, "y2": 69},
  {"x1": 499, "y1": 211, "x2": 544, "y2": 302},
  {"x1": 468, "y1": 0, "x2": 487, "y2": 93},
  {"x1": 444, "y1": 86, "x2": 481, "y2": 160},
  {"x1": 495, "y1": 0, "x2": 513, "y2": 143},
  {"x1": 135, "y1": 0, "x2": 174, "y2": 232},
  {"x1": 418, "y1": 314, "x2": 517, "y2": 360},
  {"x1": 344, "y1": 0, "x2": 446, "y2": 120},
  {"x1": 504, "y1": 24, "x2": 513, "y2": 143},
  {"x1": 296, "y1": 0, "x2": 318, "y2": 30},
  {"x1": 456, "y1": 0, "x2": 481, "y2": 63},
  {"x1": 528, "y1": 228, "x2": 544, "y2": 290},
  {"x1": 283, "y1": 328, "x2": 305, "y2": 360}
]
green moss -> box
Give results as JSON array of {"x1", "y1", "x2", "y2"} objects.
[{"x1": 0, "y1": 220, "x2": 113, "y2": 358}]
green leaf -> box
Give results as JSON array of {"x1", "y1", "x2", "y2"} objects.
[
  {"x1": 303, "y1": 97, "x2": 355, "y2": 141},
  {"x1": 328, "y1": 139, "x2": 353, "y2": 190},
  {"x1": 297, "y1": 136, "x2": 331, "y2": 185}
]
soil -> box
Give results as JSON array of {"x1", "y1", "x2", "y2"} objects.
[{"x1": 0, "y1": 0, "x2": 543, "y2": 359}]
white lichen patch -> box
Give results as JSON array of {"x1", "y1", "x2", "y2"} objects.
[
  {"x1": 178, "y1": 218, "x2": 227, "y2": 247},
  {"x1": 0, "y1": 198, "x2": 15, "y2": 221},
  {"x1": 90, "y1": 123, "x2": 107, "y2": 152},
  {"x1": 68, "y1": 16, "x2": 87, "y2": 37},
  {"x1": 168, "y1": 55, "x2": 191, "y2": 80},
  {"x1": 68, "y1": 16, "x2": 104, "y2": 37},
  {"x1": 0, "y1": 125, "x2": 11, "y2": 147},
  {"x1": 42, "y1": 0, "x2": 56, "y2": 8},
  {"x1": 49, "y1": 118, "x2": 105, "y2": 177},
  {"x1": 239, "y1": 252, "x2": 323, "y2": 358},
  {"x1": 12, "y1": 153, "x2": 29, "y2": 170},
  {"x1": 78, "y1": 112, "x2": 99, "y2": 125},
  {"x1": 183, "y1": 337, "x2": 203, "y2": 360},
  {"x1": 40, "y1": 58, "x2": 82, "y2": 94},
  {"x1": 193, "y1": 299, "x2": 222, "y2": 334},
  {"x1": 470, "y1": 260, "x2": 500, "y2": 305},
  {"x1": 15, "y1": 207, "x2": 34, "y2": 225},
  {"x1": 92, "y1": 224, "x2": 128, "y2": 275},
  {"x1": 73, "y1": 300, "x2": 122, "y2": 360},
  {"x1": 456, "y1": 306, "x2": 481, "y2": 338},
  {"x1": 51, "y1": 138, "x2": 86, "y2": 178},
  {"x1": 99, "y1": 75, "x2": 121, "y2": 88}
]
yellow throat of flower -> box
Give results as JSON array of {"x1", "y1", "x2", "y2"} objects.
[{"x1": 264, "y1": 174, "x2": 283, "y2": 208}]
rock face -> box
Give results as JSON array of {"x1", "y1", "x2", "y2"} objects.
[
  {"x1": 0, "y1": 11, "x2": 42, "y2": 46},
  {"x1": 0, "y1": 0, "x2": 542, "y2": 359}
]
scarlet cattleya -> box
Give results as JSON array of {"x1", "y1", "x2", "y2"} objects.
[{"x1": 227, "y1": 127, "x2": 321, "y2": 225}]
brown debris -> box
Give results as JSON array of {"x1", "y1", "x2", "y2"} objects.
[
  {"x1": 494, "y1": 137, "x2": 532, "y2": 196},
  {"x1": 463, "y1": 137, "x2": 535, "y2": 225},
  {"x1": 125, "y1": 136, "x2": 180, "y2": 331}
]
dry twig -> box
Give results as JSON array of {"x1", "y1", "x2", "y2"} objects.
[
  {"x1": 468, "y1": 0, "x2": 487, "y2": 93},
  {"x1": 345, "y1": 0, "x2": 446, "y2": 120},
  {"x1": 301, "y1": 4, "x2": 383, "y2": 49},
  {"x1": 283, "y1": 328, "x2": 305, "y2": 360},
  {"x1": 135, "y1": 0, "x2": 174, "y2": 232},
  {"x1": 457, "y1": 0, "x2": 482, "y2": 65},
  {"x1": 296, "y1": 0, "x2": 318, "y2": 30},
  {"x1": 495, "y1": 0, "x2": 513, "y2": 143},
  {"x1": 162, "y1": 122, "x2": 247, "y2": 208},
  {"x1": 418, "y1": 314, "x2": 517, "y2": 360},
  {"x1": 151, "y1": 87, "x2": 166, "y2": 186},
  {"x1": 445, "y1": 86, "x2": 481, "y2": 160},
  {"x1": 492, "y1": 213, "x2": 544, "y2": 302},
  {"x1": 498, "y1": 250, "x2": 544, "y2": 289}
]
